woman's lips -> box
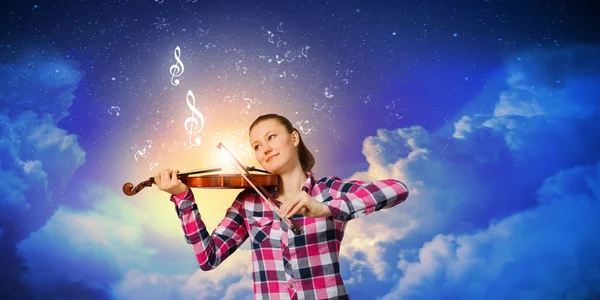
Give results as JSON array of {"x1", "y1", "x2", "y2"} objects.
[{"x1": 267, "y1": 154, "x2": 279, "y2": 162}]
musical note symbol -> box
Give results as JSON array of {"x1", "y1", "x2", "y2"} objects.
[
  {"x1": 279, "y1": 71, "x2": 286, "y2": 78},
  {"x1": 134, "y1": 148, "x2": 147, "y2": 161},
  {"x1": 284, "y1": 50, "x2": 295, "y2": 62},
  {"x1": 169, "y1": 46, "x2": 185, "y2": 86},
  {"x1": 364, "y1": 96, "x2": 371, "y2": 104},
  {"x1": 313, "y1": 103, "x2": 326, "y2": 111},
  {"x1": 108, "y1": 106, "x2": 120, "y2": 116},
  {"x1": 243, "y1": 97, "x2": 253, "y2": 109},
  {"x1": 385, "y1": 99, "x2": 397, "y2": 109},
  {"x1": 301, "y1": 45, "x2": 310, "y2": 58},
  {"x1": 183, "y1": 90, "x2": 205, "y2": 149},
  {"x1": 196, "y1": 28, "x2": 209, "y2": 37},
  {"x1": 277, "y1": 21, "x2": 284, "y2": 33},
  {"x1": 295, "y1": 120, "x2": 312, "y2": 135},
  {"x1": 146, "y1": 140, "x2": 153, "y2": 149},
  {"x1": 149, "y1": 162, "x2": 158, "y2": 170},
  {"x1": 324, "y1": 85, "x2": 334, "y2": 98},
  {"x1": 385, "y1": 112, "x2": 403, "y2": 124}
]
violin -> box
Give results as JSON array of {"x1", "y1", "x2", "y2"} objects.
[
  {"x1": 122, "y1": 166, "x2": 278, "y2": 196},
  {"x1": 122, "y1": 142, "x2": 304, "y2": 235}
]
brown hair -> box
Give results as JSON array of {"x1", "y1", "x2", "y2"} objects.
[{"x1": 249, "y1": 114, "x2": 315, "y2": 172}]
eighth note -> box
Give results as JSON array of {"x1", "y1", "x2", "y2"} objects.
[
  {"x1": 243, "y1": 97, "x2": 253, "y2": 109},
  {"x1": 108, "y1": 106, "x2": 121, "y2": 116},
  {"x1": 169, "y1": 46, "x2": 185, "y2": 86}
]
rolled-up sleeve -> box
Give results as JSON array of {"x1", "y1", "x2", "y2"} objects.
[{"x1": 322, "y1": 177, "x2": 409, "y2": 222}]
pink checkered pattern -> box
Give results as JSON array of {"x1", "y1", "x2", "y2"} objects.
[{"x1": 170, "y1": 172, "x2": 409, "y2": 299}]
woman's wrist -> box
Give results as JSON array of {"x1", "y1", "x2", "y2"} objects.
[
  {"x1": 171, "y1": 183, "x2": 189, "y2": 196},
  {"x1": 320, "y1": 203, "x2": 332, "y2": 218}
]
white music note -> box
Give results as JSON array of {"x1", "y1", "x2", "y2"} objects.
[
  {"x1": 385, "y1": 99, "x2": 397, "y2": 109},
  {"x1": 301, "y1": 45, "x2": 310, "y2": 58},
  {"x1": 324, "y1": 85, "x2": 334, "y2": 98},
  {"x1": 169, "y1": 46, "x2": 185, "y2": 86},
  {"x1": 184, "y1": 90, "x2": 205, "y2": 149},
  {"x1": 108, "y1": 106, "x2": 120, "y2": 116},
  {"x1": 385, "y1": 112, "x2": 403, "y2": 124},
  {"x1": 243, "y1": 97, "x2": 253, "y2": 109},
  {"x1": 134, "y1": 148, "x2": 147, "y2": 161},
  {"x1": 295, "y1": 120, "x2": 312, "y2": 135}
]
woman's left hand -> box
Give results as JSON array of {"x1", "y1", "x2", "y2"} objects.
[{"x1": 278, "y1": 191, "x2": 332, "y2": 219}]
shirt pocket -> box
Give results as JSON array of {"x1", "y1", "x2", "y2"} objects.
[{"x1": 248, "y1": 216, "x2": 274, "y2": 244}]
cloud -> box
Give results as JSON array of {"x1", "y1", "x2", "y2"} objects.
[
  {"x1": 1, "y1": 53, "x2": 83, "y2": 122},
  {"x1": 113, "y1": 252, "x2": 254, "y2": 300},
  {"x1": 0, "y1": 53, "x2": 86, "y2": 237},
  {"x1": 380, "y1": 161, "x2": 600, "y2": 299},
  {"x1": 17, "y1": 182, "x2": 256, "y2": 300},
  {"x1": 8, "y1": 44, "x2": 600, "y2": 299},
  {"x1": 337, "y1": 45, "x2": 600, "y2": 297},
  {"x1": 16, "y1": 184, "x2": 157, "y2": 297}
]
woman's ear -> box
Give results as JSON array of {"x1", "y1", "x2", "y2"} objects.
[{"x1": 292, "y1": 131, "x2": 300, "y2": 147}]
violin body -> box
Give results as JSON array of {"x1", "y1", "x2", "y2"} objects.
[{"x1": 185, "y1": 174, "x2": 279, "y2": 189}]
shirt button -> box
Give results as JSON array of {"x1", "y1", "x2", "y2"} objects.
[
  {"x1": 289, "y1": 283, "x2": 294, "y2": 288},
  {"x1": 286, "y1": 264, "x2": 291, "y2": 270}
]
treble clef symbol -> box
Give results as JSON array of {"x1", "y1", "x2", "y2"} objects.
[
  {"x1": 170, "y1": 46, "x2": 184, "y2": 86},
  {"x1": 184, "y1": 90, "x2": 205, "y2": 149}
]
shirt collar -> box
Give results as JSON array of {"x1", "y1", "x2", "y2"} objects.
[
  {"x1": 267, "y1": 171, "x2": 315, "y2": 196},
  {"x1": 301, "y1": 171, "x2": 315, "y2": 193}
]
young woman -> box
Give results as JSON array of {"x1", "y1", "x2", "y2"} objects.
[{"x1": 155, "y1": 113, "x2": 409, "y2": 300}]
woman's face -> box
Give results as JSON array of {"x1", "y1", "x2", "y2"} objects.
[{"x1": 249, "y1": 119, "x2": 299, "y2": 174}]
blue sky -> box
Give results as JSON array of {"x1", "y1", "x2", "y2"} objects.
[{"x1": 1, "y1": 1, "x2": 598, "y2": 299}]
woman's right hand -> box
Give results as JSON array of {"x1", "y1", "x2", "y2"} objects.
[{"x1": 155, "y1": 169, "x2": 189, "y2": 195}]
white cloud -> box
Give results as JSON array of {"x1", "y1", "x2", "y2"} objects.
[
  {"x1": 17, "y1": 184, "x2": 157, "y2": 291},
  {"x1": 380, "y1": 161, "x2": 600, "y2": 299},
  {"x1": 452, "y1": 116, "x2": 473, "y2": 139},
  {"x1": 17, "y1": 182, "x2": 256, "y2": 299},
  {"x1": 112, "y1": 250, "x2": 254, "y2": 300},
  {"x1": 339, "y1": 45, "x2": 600, "y2": 294}
]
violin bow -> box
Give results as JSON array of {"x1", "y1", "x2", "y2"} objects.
[{"x1": 217, "y1": 142, "x2": 304, "y2": 235}]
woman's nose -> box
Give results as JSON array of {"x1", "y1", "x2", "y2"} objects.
[{"x1": 263, "y1": 145, "x2": 272, "y2": 155}]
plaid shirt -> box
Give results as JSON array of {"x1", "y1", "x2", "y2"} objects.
[{"x1": 170, "y1": 172, "x2": 409, "y2": 300}]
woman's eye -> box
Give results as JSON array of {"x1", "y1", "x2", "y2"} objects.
[
  {"x1": 268, "y1": 134, "x2": 276, "y2": 140},
  {"x1": 254, "y1": 145, "x2": 260, "y2": 150}
]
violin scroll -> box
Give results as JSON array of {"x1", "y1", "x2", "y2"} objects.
[{"x1": 122, "y1": 179, "x2": 154, "y2": 196}]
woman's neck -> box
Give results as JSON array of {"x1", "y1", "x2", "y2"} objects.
[{"x1": 277, "y1": 165, "x2": 308, "y2": 199}]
